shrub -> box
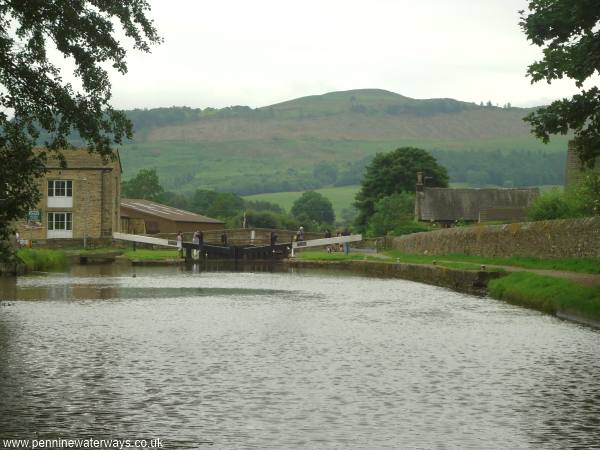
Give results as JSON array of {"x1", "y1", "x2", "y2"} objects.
[{"x1": 527, "y1": 189, "x2": 575, "y2": 221}]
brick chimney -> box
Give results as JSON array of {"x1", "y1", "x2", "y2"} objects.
[{"x1": 415, "y1": 172, "x2": 424, "y2": 221}]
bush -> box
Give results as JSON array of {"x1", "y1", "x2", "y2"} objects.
[
  {"x1": 528, "y1": 174, "x2": 600, "y2": 221},
  {"x1": 392, "y1": 221, "x2": 431, "y2": 236},
  {"x1": 527, "y1": 189, "x2": 575, "y2": 221}
]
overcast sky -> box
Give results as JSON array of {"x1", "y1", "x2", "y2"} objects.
[{"x1": 102, "y1": 0, "x2": 594, "y2": 110}]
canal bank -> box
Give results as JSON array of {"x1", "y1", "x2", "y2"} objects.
[
  {"x1": 287, "y1": 259, "x2": 504, "y2": 296},
  {"x1": 289, "y1": 257, "x2": 600, "y2": 329}
]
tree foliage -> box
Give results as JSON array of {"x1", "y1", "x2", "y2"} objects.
[
  {"x1": 0, "y1": 0, "x2": 160, "y2": 260},
  {"x1": 121, "y1": 168, "x2": 164, "y2": 202},
  {"x1": 354, "y1": 147, "x2": 448, "y2": 231},
  {"x1": 291, "y1": 191, "x2": 335, "y2": 226},
  {"x1": 520, "y1": 0, "x2": 600, "y2": 165},
  {"x1": 366, "y1": 192, "x2": 414, "y2": 236}
]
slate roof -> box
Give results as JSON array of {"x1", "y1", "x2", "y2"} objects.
[
  {"x1": 121, "y1": 198, "x2": 224, "y2": 224},
  {"x1": 418, "y1": 187, "x2": 539, "y2": 222}
]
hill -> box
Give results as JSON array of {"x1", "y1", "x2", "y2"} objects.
[{"x1": 118, "y1": 89, "x2": 569, "y2": 194}]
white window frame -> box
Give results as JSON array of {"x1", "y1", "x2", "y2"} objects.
[
  {"x1": 47, "y1": 212, "x2": 73, "y2": 238},
  {"x1": 47, "y1": 180, "x2": 73, "y2": 208},
  {"x1": 48, "y1": 180, "x2": 73, "y2": 197}
]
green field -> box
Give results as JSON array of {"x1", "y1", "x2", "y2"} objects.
[{"x1": 244, "y1": 185, "x2": 360, "y2": 219}]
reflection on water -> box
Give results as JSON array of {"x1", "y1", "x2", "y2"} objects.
[{"x1": 1, "y1": 264, "x2": 599, "y2": 449}]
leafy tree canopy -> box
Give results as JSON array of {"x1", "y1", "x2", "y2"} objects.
[
  {"x1": 354, "y1": 147, "x2": 448, "y2": 231},
  {"x1": 122, "y1": 168, "x2": 164, "y2": 202},
  {"x1": 291, "y1": 191, "x2": 335, "y2": 226},
  {"x1": 520, "y1": 0, "x2": 600, "y2": 165},
  {"x1": 0, "y1": 0, "x2": 160, "y2": 260},
  {"x1": 366, "y1": 192, "x2": 414, "y2": 237}
]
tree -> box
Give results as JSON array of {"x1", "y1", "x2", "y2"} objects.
[
  {"x1": 354, "y1": 147, "x2": 448, "y2": 231},
  {"x1": 0, "y1": 1, "x2": 160, "y2": 261},
  {"x1": 207, "y1": 192, "x2": 244, "y2": 219},
  {"x1": 366, "y1": 193, "x2": 414, "y2": 236},
  {"x1": 520, "y1": 1, "x2": 600, "y2": 166},
  {"x1": 121, "y1": 168, "x2": 164, "y2": 202},
  {"x1": 291, "y1": 191, "x2": 335, "y2": 226}
]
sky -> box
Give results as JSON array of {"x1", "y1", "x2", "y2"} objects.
[{"x1": 97, "y1": 0, "x2": 594, "y2": 110}]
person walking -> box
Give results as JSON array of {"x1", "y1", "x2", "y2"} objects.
[{"x1": 221, "y1": 232, "x2": 228, "y2": 245}]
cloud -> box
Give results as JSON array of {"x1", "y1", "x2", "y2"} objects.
[{"x1": 86, "y1": 0, "x2": 592, "y2": 109}]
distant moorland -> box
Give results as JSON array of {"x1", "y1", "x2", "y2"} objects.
[{"x1": 117, "y1": 89, "x2": 569, "y2": 195}]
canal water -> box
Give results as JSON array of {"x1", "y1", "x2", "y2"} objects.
[{"x1": 1, "y1": 265, "x2": 599, "y2": 449}]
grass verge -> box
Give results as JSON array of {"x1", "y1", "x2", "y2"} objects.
[
  {"x1": 298, "y1": 251, "x2": 487, "y2": 271},
  {"x1": 123, "y1": 249, "x2": 182, "y2": 261},
  {"x1": 296, "y1": 250, "x2": 378, "y2": 262},
  {"x1": 385, "y1": 251, "x2": 600, "y2": 274},
  {"x1": 489, "y1": 272, "x2": 600, "y2": 323},
  {"x1": 17, "y1": 249, "x2": 69, "y2": 271}
]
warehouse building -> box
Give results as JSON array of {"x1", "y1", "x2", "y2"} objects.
[{"x1": 120, "y1": 198, "x2": 224, "y2": 234}]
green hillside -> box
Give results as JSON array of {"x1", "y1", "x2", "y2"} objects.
[
  {"x1": 244, "y1": 185, "x2": 361, "y2": 220},
  {"x1": 118, "y1": 89, "x2": 570, "y2": 194}
]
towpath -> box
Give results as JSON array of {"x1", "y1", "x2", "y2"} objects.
[{"x1": 350, "y1": 249, "x2": 600, "y2": 287}]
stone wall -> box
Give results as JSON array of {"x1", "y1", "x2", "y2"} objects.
[{"x1": 391, "y1": 217, "x2": 600, "y2": 259}]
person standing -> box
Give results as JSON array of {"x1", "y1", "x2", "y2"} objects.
[
  {"x1": 342, "y1": 227, "x2": 351, "y2": 255},
  {"x1": 221, "y1": 232, "x2": 228, "y2": 245},
  {"x1": 324, "y1": 229, "x2": 332, "y2": 253},
  {"x1": 176, "y1": 231, "x2": 183, "y2": 257},
  {"x1": 297, "y1": 226, "x2": 305, "y2": 242},
  {"x1": 192, "y1": 231, "x2": 200, "y2": 259}
]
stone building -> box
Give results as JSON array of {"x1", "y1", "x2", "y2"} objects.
[
  {"x1": 16, "y1": 149, "x2": 121, "y2": 242},
  {"x1": 565, "y1": 140, "x2": 600, "y2": 189},
  {"x1": 415, "y1": 173, "x2": 539, "y2": 226},
  {"x1": 120, "y1": 198, "x2": 224, "y2": 234}
]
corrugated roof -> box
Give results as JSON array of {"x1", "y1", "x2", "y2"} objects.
[
  {"x1": 120, "y1": 198, "x2": 224, "y2": 224},
  {"x1": 418, "y1": 187, "x2": 539, "y2": 221}
]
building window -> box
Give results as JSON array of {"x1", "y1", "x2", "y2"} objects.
[
  {"x1": 48, "y1": 180, "x2": 73, "y2": 197},
  {"x1": 47, "y1": 212, "x2": 72, "y2": 231}
]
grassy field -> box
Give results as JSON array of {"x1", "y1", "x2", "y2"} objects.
[
  {"x1": 489, "y1": 272, "x2": 600, "y2": 322},
  {"x1": 244, "y1": 185, "x2": 360, "y2": 218}
]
